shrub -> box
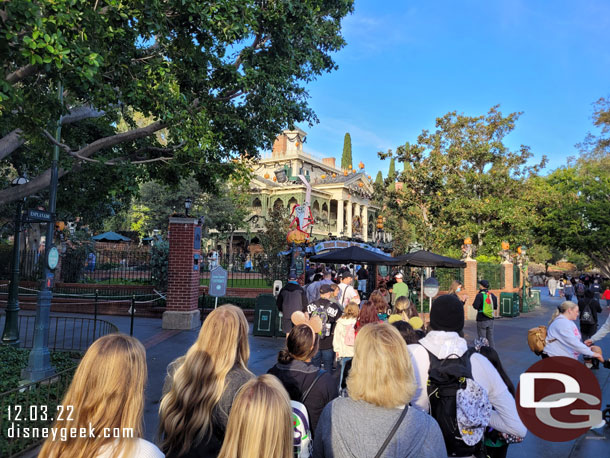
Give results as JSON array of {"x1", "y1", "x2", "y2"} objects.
[{"x1": 150, "y1": 240, "x2": 169, "y2": 291}]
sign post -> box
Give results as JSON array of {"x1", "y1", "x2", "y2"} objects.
[{"x1": 209, "y1": 266, "x2": 228, "y2": 309}]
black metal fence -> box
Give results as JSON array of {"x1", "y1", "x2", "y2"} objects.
[
  {"x1": 0, "y1": 366, "x2": 76, "y2": 457},
  {"x1": 200, "y1": 253, "x2": 289, "y2": 289},
  {"x1": 477, "y1": 262, "x2": 504, "y2": 289},
  {"x1": 435, "y1": 268, "x2": 464, "y2": 291},
  {"x1": 60, "y1": 249, "x2": 152, "y2": 284}
]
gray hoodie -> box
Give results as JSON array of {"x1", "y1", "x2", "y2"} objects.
[{"x1": 313, "y1": 397, "x2": 446, "y2": 458}]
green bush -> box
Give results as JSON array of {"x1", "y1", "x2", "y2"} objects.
[
  {"x1": 150, "y1": 240, "x2": 169, "y2": 291},
  {"x1": 199, "y1": 295, "x2": 256, "y2": 309}
]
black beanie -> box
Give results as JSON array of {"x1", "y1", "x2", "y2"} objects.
[{"x1": 430, "y1": 294, "x2": 465, "y2": 332}]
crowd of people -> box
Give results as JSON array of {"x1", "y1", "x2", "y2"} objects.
[{"x1": 40, "y1": 262, "x2": 610, "y2": 458}]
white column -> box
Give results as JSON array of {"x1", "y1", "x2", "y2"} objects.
[
  {"x1": 362, "y1": 207, "x2": 368, "y2": 242},
  {"x1": 354, "y1": 203, "x2": 361, "y2": 237},
  {"x1": 337, "y1": 199, "x2": 344, "y2": 235},
  {"x1": 346, "y1": 201, "x2": 353, "y2": 238}
]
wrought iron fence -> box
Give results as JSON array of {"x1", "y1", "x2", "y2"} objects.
[
  {"x1": 0, "y1": 314, "x2": 119, "y2": 351},
  {"x1": 435, "y1": 268, "x2": 464, "y2": 291},
  {"x1": 200, "y1": 253, "x2": 289, "y2": 289},
  {"x1": 60, "y1": 249, "x2": 152, "y2": 284},
  {"x1": 0, "y1": 366, "x2": 77, "y2": 457},
  {"x1": 477, "y1": 262, "x2": 503, "y2": 290}
]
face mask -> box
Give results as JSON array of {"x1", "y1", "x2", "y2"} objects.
[{"x1": 456, "y1": 287, "x2": 461, "y2": 292}]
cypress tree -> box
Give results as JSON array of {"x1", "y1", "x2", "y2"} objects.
[
  {"x1": 375, "y1": 171, "x2": 383, "y2": 185},
  {"x1": 341, "y1": 133, "x2": 352, "y2": 169},
  {"x1": 388, "y1": 158, "x2": 396, "y2": 191}
]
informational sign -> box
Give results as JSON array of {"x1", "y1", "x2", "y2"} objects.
[
  {"x1": 193, "y1": 226, "x2": 202, "y2": 250},
  {"x1": 209, "y1": 266, "x2": 228, "y2": 297},
  {"x1": 47, "y1": 246, "x2": 59, "y2": 270},
  {"x1": 27, "y1": 209, "x2": 53, "y2": 222}
]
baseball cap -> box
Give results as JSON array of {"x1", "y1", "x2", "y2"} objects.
[
  {"x1": 339, "y1": 272, "x2": 353, "y2": 279},
  {"x1": 319, "y1": 284, "x2": 334, "y2": 294},
  {"x1": 288, "y1": 272, "x2": 298, "y2": 281}
]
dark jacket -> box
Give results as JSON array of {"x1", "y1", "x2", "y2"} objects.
[
  {"x1": 277, "y1": 282, "x2": 308, "y2": 332},
  {"x1": 163, "y1": 360, "x2": 254, "y2": 458},
  {"x1": 578, "y1": 297, "x2": 602, "y2": 324},
  {"x1": 306, "y1": 298, "x2": 342, "y2": 350},
  {"x1": 472, "y1": 289, "x2": 498, "y2": 322},
  {"x1": 268, "y1": 359, "x2": 338, "y2": 434}
]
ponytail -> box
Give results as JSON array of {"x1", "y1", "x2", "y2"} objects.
[
  {"x1": 278, "y1": 349, "x2": 294, "y2": 364},
  {"x1": 548, "y1": 301, "x2": 577, "y2": 326}
]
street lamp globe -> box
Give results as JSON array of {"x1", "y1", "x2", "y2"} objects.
[{"x1": 184, "y1": 197, "x2": 192, "y2": 216}]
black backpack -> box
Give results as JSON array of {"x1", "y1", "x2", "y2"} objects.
[
  {"x1": 423, "y1": 346, "x2": 485, "y2": 457},
  {"x1": 576, "y1": 283, "x2": 586, "y2": 295},
  {"x1": 580, "y1": 300, "x2": 596, "y2": 325}
]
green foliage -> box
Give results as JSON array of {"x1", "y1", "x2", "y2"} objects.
[
  {"x1": 379, "y1": 106, "x2": 546, "y2": 254},
  {"x1": 565, "y1": 249, "x2": 593, "y2": 272},
  {"x1": 61, "y1": 242, "x2": 92, "y2": 282},
  {"x1": 388, "y1": 157, "x2": 396, "y2": 191},
  {"x1": 1, "y1": 0, "x2": 356, "y2": 211},
  {"x1": 375, "y1": 171, "x2": 383, "y2": 185},
  {"x1": 200, "y1": 295, "x2": 256, "y2": 309},
  {"x1": 341, "y1": 132, "x2": 352, "y2": 169},
  {"x1": 475, "y1": 254, "x2": 502, "y2": 263},
  {"x1": 258, "y1": 206, "x2": 291, "y2": 283},
  {"x1": 150, "y1": 240, "x2": 169, "y2": 291}
]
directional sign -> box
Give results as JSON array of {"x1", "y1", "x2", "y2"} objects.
[
  {"x1": 209, "y1": 266, "x2": 228, "y2": 297},
  {"x1": 27, "y1": 209, "x2": 53, "y2": 222}
]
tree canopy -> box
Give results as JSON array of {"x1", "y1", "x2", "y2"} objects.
[
  {"x1": 379, "y1": 106, "x2": 546, "y2": 255},
  {"x1": 0, "y1": 0, "x2": 355, "y2": 210}
]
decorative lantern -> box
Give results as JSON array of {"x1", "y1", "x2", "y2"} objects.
[
  {"x1": 358, "y1": 161, "x2": 365, "y2": 169},
  {"x1": 501, "y1": 241, "x2": 510, "y2": 251},
  {"x1": 264, "y1": 172, "x2": 270, "y2": 179}
]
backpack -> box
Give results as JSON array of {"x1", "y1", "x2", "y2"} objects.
[
  {"x1": 343, "y1": 321, "x2": 355, "y2": 346},
  {"x1": 580, "y1": 300, "x2": 595, "y2": 325},
  {"x1": 292, "y1": 370, "x2": 324, "y2": 458},
  {"x1": 576, "y1": 283, "x2": 585, "y2": 295},
  {"x1": 527, "y1": 325, "x2": 548, "y2": 354},
  {"x1": 422, "y1": 346, "x2": 492, "y2": 456},
  {"x1": 482, "y1": 292, "x2": 494, "y2": 319}
]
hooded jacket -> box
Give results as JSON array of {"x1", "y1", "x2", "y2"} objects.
[{"x1": 408, "y1": 331, "x2": 527, "y2": 439}]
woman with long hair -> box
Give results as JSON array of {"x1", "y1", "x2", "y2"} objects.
[
  {"x1": 355, "y1": 300, "x2": 381, "y2": 334},
  {"x1": 447, "y1": 280, "x2": 468, "y2": 304},
  {"x1": 368, "y1": 290, "x2": 390, "y2": 321},
  {"x1": 158, "y1": 305, "x2": 254, "y2": 457},
  {"x1": 218, "y1": 375, "x2": 292, "y2": 458},
  {"x1": 313, "y1": 323, "x2": 446, "y2": 457},
  {"x1": 268, "y1": 321, "x2": 338, "y2": 434},
  {"x1": 543, "y1": 301, "x2": 603, "y2": 362},
  {"x1": 40, "y1": 334, "x2": 163, "y2": 458}
]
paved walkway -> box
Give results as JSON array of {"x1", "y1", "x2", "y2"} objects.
[{"x1": 11, "y1": 289, "x2": 610, "y2": 457}]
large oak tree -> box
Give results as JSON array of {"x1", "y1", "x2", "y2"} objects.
[{"x1": 0, "y1": 0, "x2": 354, "y2": 213}]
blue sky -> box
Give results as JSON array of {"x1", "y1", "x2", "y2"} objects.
[{"x1": 297, "y1": 0, "x2": 610, "y2": 177}]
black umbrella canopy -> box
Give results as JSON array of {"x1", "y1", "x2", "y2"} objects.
[
  {"x1": 310, "y1": 246, "x2": 396, "y2": 264},
  {"x1": 389, "y1": 250, "x2": 466, "y2": 268}
]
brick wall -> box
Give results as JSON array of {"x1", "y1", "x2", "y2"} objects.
[{"x1": 166, "y1": 218, "x2": 200, "y2": 311}]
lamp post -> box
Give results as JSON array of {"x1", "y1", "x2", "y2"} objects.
[
  {"x1": 185, "y1": 197, "x2": 192, "y2": 217},
  {"x1": 520, "y1": 245, "x2": 529, "y2": 309},
  {"x1": 22, "y1": 83, "x2": 63, "y2": 381},
  {"x1": 1, "y1": 177, "x2": 29, "y2": 346}
]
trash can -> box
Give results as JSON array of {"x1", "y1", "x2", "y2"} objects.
[
  {"x1": 530, "y1": 289, "x2": 541, "y2": 307},
  {"x1": 253, "y1": 293, "x2": 280, "y2": 337},
  {"x1": 500, "y1": 292, "x2": 520, "y2": 317}
]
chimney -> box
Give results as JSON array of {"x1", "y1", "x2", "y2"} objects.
[
  {"x1": 272, "y1": 134, "x2": 287, "y2": 157},
  {"x1": 322, "y1": 157, "x2": 336, "y2": 168}
]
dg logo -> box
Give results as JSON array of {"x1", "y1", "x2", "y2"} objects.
[{"x1": 516, "y1": 356, "x2": 603, "y2": 441}]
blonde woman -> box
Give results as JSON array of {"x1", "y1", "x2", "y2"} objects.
[
  {"x1": 447, "y1": 280, "x2": 468, "y2": 305},
  {"x1": 158, "y1": 305, "x2": 254, "y2": 457},
  {"x1": 313, "y1": 323, "x2": 446, "y2": 457},
  {"x1": 388, "y1": 296, "x2": 423, "y2": 331},
  {"x1": 40, "y1": 334, "x2": 163, "y2": 458},
  {"x1": 543, "y1": 301, "x2": 604, "y2": 362},
  {"x1": 218, "y1": 375, "x2": 292, "y2": 458}
]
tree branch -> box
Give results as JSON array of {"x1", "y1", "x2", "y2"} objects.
[
  {"x1": 0, "y1": 166, "x2": 71, "y2": 206},
  {"x1": 0, "y1": 129, "x2": 24, "y2": 161},
  {"x1": 6, "y1": 64, "x2": 38, "y2": 85},
  {"x1": 60, "y1": 105, "x2": 106, "y2": 124}
]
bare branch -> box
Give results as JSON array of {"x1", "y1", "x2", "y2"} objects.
[
  {"x1": 0, "y1": 166, "x2": 71, "y2": 206},
  {"x1": 6, "y1": 64, "x2": 38, "y2": 85},
  {"x1": 0, "y1": 129, "x2": 24, "y2": 161},
  {"x1": 60, "y1": 106, "x2": 106, "y2": 124}
]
